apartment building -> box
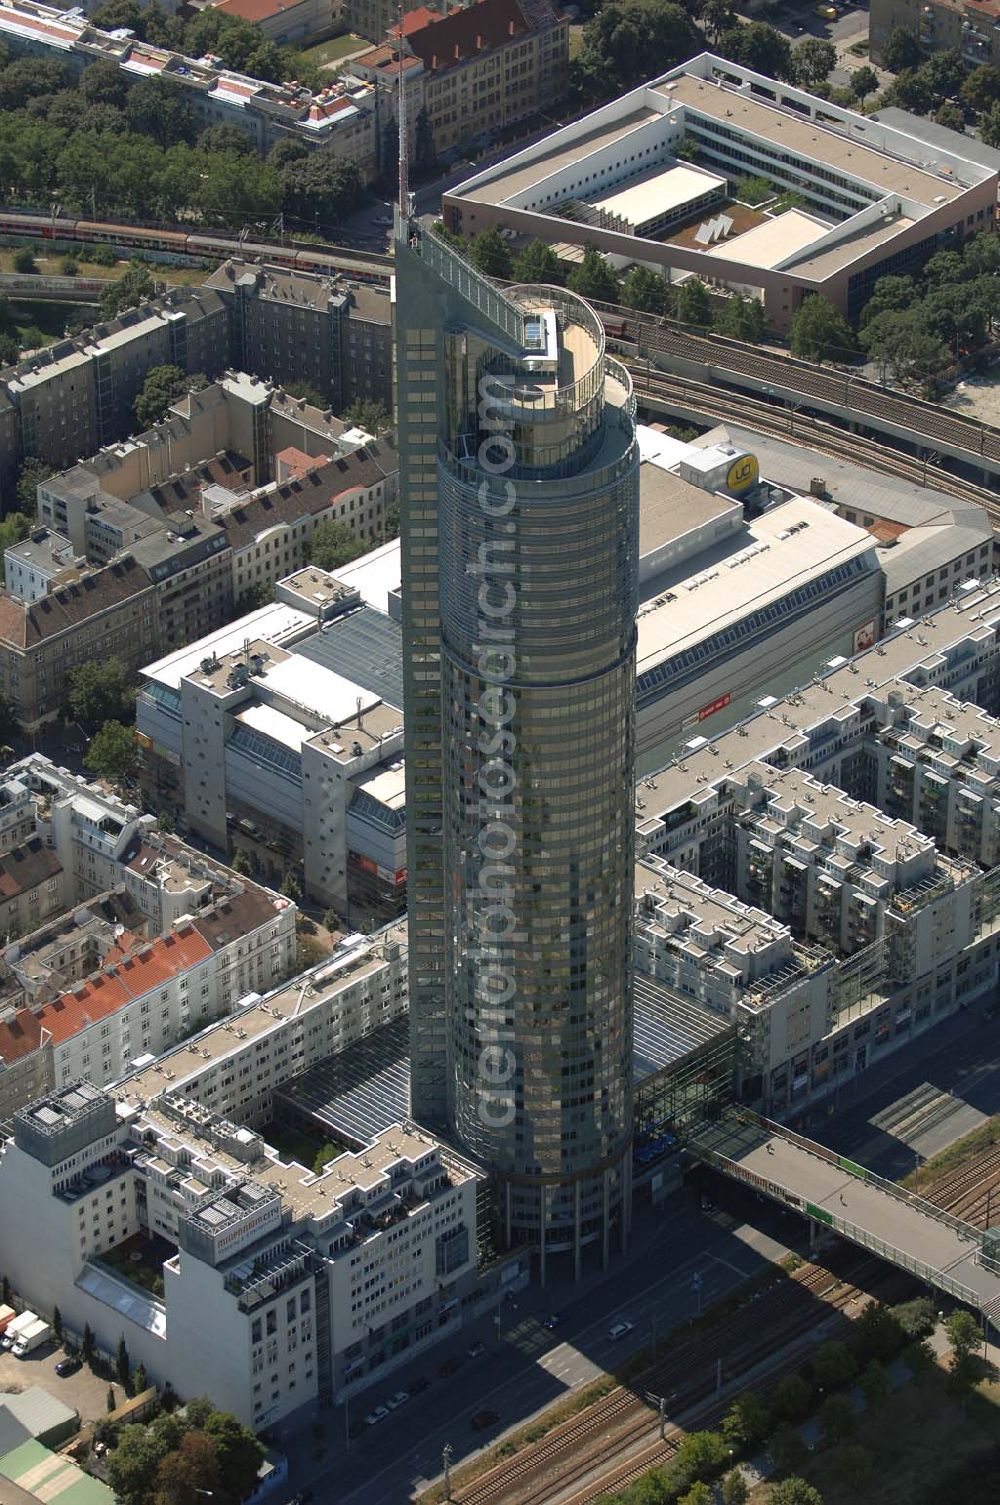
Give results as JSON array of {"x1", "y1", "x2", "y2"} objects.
[
  {"x1": 0, "y1": 889, "x2": 149, "y2": 1011},
  {"x1": 351, "y1": 0, "x2": 569, "y2": 158},
  {"x1": 137, "y1": 580, "x2": 406, "y2": 918},
  {"x1": 632, "y1": 578, "x2": 1000, "y2": 1111},
  {"x1": 211, "y1": 0, "x2": 339, "y2": 45},
  {"x1": 204, "y1": 263, "x2": 393, "y2": 415},
  {"x1": 0, "y1": 998, "x2": 494, "y2": 1429},
  {"x1": 0, "y1": 837, "x2": 67, "y2": 941},
  {"x1": 345, "y1": 0, "x2": 449, "y2": 43},
  {"x1": 3, "y1": 530, "x2": 84, "y2": 604},
  {"x1": 0, "y1": 557, "x2": 158, "y2": 732},
  {"x1": 0, "y1": 0, "x2": 381, "y2": 168},
  {"x1": 870, "y1": 0, "x2": 1000, "y2": 66},
  {"x1": 0, "y1": 288, "x2": 229, "y2": 487}
]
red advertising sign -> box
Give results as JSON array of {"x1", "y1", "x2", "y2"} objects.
[{"x1": 698, "y1": 692, "x2": 731, "y2": 722}]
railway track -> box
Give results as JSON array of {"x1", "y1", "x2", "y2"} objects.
[
  {"x1": 626, "y1": 363, "x2": 1000, "y2": 519},
  {"x1": 593, "y1": 301, "x2": 1000, "y2": 480},
  {"x1": 452, "y1": 1252, "x2": 887, "y2": 1505},
  {"x1": 921, "y1": 1142, "x2": 1000, "y2": 1228}
]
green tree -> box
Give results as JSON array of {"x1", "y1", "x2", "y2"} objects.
[
  {"x1": 819, "y1": 1392, "x2": 856, "y2": 1443},
  {"x1": 307, "y1": 520, "x2": 366, "y2": 571},
  {"x1": 513, "y1": 239, "x2": 562, "y2": 285},
  {"x1": 60, "y1": 255, "x2": 79, "y2": 276},
  {"x1": 15, "y1": 460, "x2": 52, "y2": 513},
  {"x1": 679, "y1": 1485, "x2": 712, "y2": 1505},
  {"x1": 153, "y1": 1431, "x2": 220, "y2": 1505},
  {"x1": 769, "y1": 1481, "x2": 823, "y2": 1505},
  {"x1": 566, "y1": 246, "x2": 620, "y2": 303},
  {"x1": 231, "y1": 849, "x2": 253, "y2": 876},
  {"x1": 862, "y1": 309, "x2": 949, "y2": 384},
  {"x1": 0, "y1": 511, "x2": 33, "y2": 576},
  {"x1": 12, "y1": 246, "x2": 37, "y2": 274},
  {"x1": 811, "y1": 1340, "x2": 857, "y2": 1389},
  {"x1": 962, "y1": 63, "x2": 1000, "y2": 113},
  {"x1": 832, "y1": 1444, "x2": 874, "y2": 1488},
  {"x1": 703, "y1": 0, "x2": 737, "y2": 42},
  {"x1": 342, "y1": 399, "x2": 392, "y2": 435},
  {"x1": 768, "y1": 1423, "x2": 808, "y2": 1475},
  {"x1": 945, "y1": 1308, "x2": 981, "y2": 1362},
  {"x1": 281, "y1": 870, "x2": 302, "y2": 903},
  {"x1": 858, "y1": 1359, "x2": 891, "y2": 1412},
  {"x1": 52, "y1": 1305, "x2": 62, "y2": 1342},
  {"x1": 107, "y1": 1385, "x2": 117, "y2": 1414},
  {"x1": 116, "y1": 1334, "x2": 131, "y2": 1388},
  {"x1": 713, "y1": 294, "x2": 764, "y2": 341},
  {"x1": 197, "y1": 122, "x2": 256, "y2": 156},
  {"x1": 722, "y1": 1473, "x2": 749, "y2": 1505},
  {"x1": 789, "y1": 294, "x2": 855, "y2": 363},
  {"x1": 282, "y1": 149, "x2": 363, "y2": 229},
  {"x1": 64, "y1": 659, "x2": 133, "y2": 733},
  {"x1": 675, "y1": 277, "x2": 711, "y2": 326},
  {"x1": 133, "y1": 1362, "x2": 148, "y2": 1393},
  {"x1": 469, "y1": 225, "x2": 513, "y2": 280},
  {"x1": 100, "y1": 264, "x2": 155, "y2": 320},
  {"x1": 134, "y1": 364, "x2": 188, "y2": 429},
  {"x1": 859, "y1": 273, "x2": 916, "y2": 328},
  {"x1": 881, "y1": 27, "x2": 923, "y2": 73},
  {"x1": 105, "y1": 1422, "x2": 172, "y2": 1505},
  {"x1": 573, "y1": 1, "x2": 702, "y2": 100},
  {"x1": 934, "y1": 100, "x2": 965, "y2": 132},
  {"x1": 892, "y1": 1296, "x2": 936, "y2": 1339},
  {"x1": 793, "y1": 38, "x2": 837, "y2": 87},
  {"x1": 735, "y1": 174, "x2": 774, "y2": 205},
  {"x1": 717, "y1": 22, "x2": 794, "y2": 81},
  {"x1": 903, "y1": 1337, "x2": 936, "y2": 1375},
  {"x1": 769, "y1": 1374, "x2": 813, "y2": 1424},
  {"x1": 722, "y1": 1389, "x2": 769, "y2": 1450},
  {"x1": 851, "y1": 65, "x2": 879, "y2": 101},
  {"x1": 282, "y1": 381, "x2": 327, "y2": 408},
  {"x1": 79, "y1": 59, "x2": 129, "y2": 108},
  {"x1": 200, "y1": 1409, "x2": 264, "y2": 1504},
  {"x1": 980, "y1": 100, "x2": 1000, "y2": 148},
  {"x1": 123, "y1": 76, "x2": 193, "y2": 149},
  {"x1": 621, "y1": 265, "x2": 667, "y2": 313},
  {"x1": 82, "y1": 1323, "x2": 95, "y2": 1363},
  {"x1": 86, "y1": 722, "x2": 141, "y2": 788},
  {"x1": 851, "y1": 1302, "x2": 906, "y2": 1365}
]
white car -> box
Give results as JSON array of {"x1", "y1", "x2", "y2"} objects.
[
  {"x1": 387, "y1": 1391, "x2": 409, "y2": 1409},
  {"x1": 364, "y1": 1406, "x2": 389, "y2": 1426},
  {"x1": 608, "y1": 1320, "x2": 634, "y2": 1341}
]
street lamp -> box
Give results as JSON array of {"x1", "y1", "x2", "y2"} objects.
[{"x1": 443, "y1": 1443, "x2": 453, "y2": 1503}]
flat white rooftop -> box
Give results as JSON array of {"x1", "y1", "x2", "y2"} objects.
[
  {"x1": 354, "y1": 761, "x2": 406, "y2": 807},
  {"x1": 143, "y1": 603, "x2": 313, "y2": 689},
  {"x1": 332, "y1": 537, "x2": 401, "y2": 615},
  {"x1": 236, "y1": 702, "x2": 309, "y2": 752},
  {"x1": 637, "y1": 495, "x2": 874, "y2": 670},
  {"x1": 591, "y1": 162, "x2": 726, "y2": 225},
  {"x1": 259, "y1": 654, "x2": 381, "y2": 724},
  {"x1": 707, "y1": 208, "x2": 831, "y2": 270}
]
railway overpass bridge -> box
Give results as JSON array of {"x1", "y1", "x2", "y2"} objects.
[
  {"x1": 690, "y1": 1109, "x2": 1000, "y2": 1328},
  {"x1": 594, "y1": 302, "x2": 1000, "y2": 489}
]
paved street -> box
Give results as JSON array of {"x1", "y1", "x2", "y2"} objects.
[{"x1": 279, "y1": 1193, "x2": 796, "y2": 1503}]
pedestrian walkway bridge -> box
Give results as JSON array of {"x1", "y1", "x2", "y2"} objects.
[{"x1": 690, "y1": 1109, "x2": 1000, "y2": 1327}]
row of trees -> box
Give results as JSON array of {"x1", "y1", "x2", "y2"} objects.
[
  {"x1": 102, "y1": 1395, "x2": 264, "y2": 1505},
  {"x1": 0, "y1": 46, "x2": 365, "y2": 231},
  {"x1": 571, "y1": 0, "x2": 840, "y2": 106},
  {"x1": 609, "y1": 1296, "x2": 967, "y2": 1505}
]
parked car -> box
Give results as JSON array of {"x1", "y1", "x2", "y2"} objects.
[
  {"x1": 543, "y1": 1314, "x2": 563, "y2": 1330},
  {"x1": 54, "y1": 1356, "x2": 81, "y2": 1377},
  {"x1": 438, "y1": 1356, "x2": 463, "y2": 1377},
  {"x1": 466, "y1": 1341, "x2": 486, "y2": 1359},
  {"x1": 608, "y1": 1320, "x2": 634, "y2": 1341},
  {"x1": 387, "y1": 1391, "x2": 409, "y2": 1409},
  {"x1": 364, "y1": 1406, "x2": 389, "y2": 1426},
  {"x1": 471, "y1": 1409, "x2": 500, "y2": 1431}
]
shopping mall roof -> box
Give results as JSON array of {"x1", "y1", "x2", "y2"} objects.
[
  {"x1": 706, "y1": 208, "x2": 830, "y2": 271},
  {"x1": 590, "y1": 162, "x2": 726, "y2": 226}
]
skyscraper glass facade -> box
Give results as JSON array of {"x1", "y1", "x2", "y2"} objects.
[{"x1": 397, "y1": 219, "x2": 639, "y2": 1268}]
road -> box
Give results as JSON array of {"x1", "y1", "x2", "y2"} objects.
[{"x1": 279, "y1": 1194, "x2": 797, "y2": 1503}]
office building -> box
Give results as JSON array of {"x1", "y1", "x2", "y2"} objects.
[
  {"x1": 396, "y1": 221, "x2": 639, "y2": 1270},
  {"x1": 3, "y1": 530, "x2": 84, "y2": 604},
  {"x1": 444, "y1": 52, "x2": 998, "y2": 329},
  {"x1": 870, "y1": 0, "x2": 1000, "y2": 66},
  {"x1": 136, "y1": 579, "x2": 405, "y2": 917}
]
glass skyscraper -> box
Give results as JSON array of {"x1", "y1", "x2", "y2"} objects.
[{"x1": 396, "y1": 219, "x2": 639, "y2": 1274}]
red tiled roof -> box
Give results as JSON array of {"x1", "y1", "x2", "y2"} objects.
[
  {"x1": 0, "y1": 839, "x2": 62, "y2": 901},
  {"x1": 0, "y1": 1008, "x2": 46, "y2": 1067},
  {"x1": 37, "y1": 925, "x2": 213, "y2": 1046},
  {"x1": 396, "y1": 0, "x2": 535, "y2": 70}
]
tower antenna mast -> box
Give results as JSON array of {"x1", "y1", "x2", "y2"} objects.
[{"x1": 397, "y1": 2, "x2": 409, "y2": 218}]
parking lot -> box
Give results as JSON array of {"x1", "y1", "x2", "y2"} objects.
[{"x1": 0, "y1": 1341, "x2": 121, "y2": 1427}]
